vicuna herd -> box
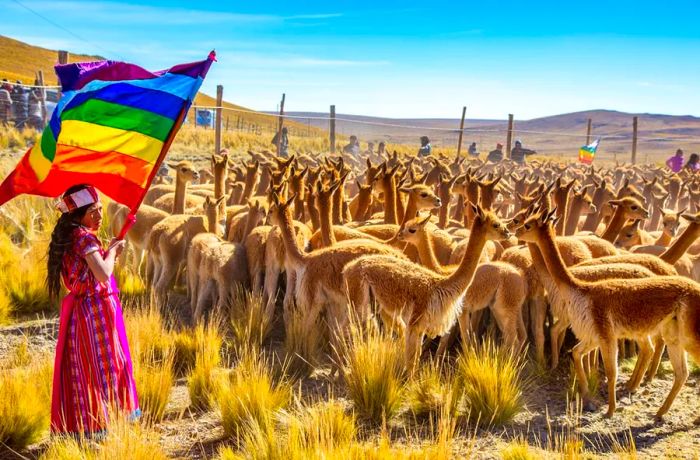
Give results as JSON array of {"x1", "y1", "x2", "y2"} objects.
[{"x1": 108, "y1": 148, "x2": 700, "y2": 422}]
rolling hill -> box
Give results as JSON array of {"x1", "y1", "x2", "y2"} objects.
[{"x1": 0, "y1": 34, "x2": 323, "y2": 138}]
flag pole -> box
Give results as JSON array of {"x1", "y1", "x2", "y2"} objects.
[{"x1": 116, "y1": 51, "x2": 215, "y2": 239}]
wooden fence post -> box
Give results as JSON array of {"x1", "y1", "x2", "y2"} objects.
[
  {"x1": 506, "y1": 114, "x2": 514, "y2": 159},
  {"x1": 330, "y1": 105, "x2": 336, "y2": 154},
  {"x1": 36, "y1": 70, "x2": 47, "y2": 125},
  {"x1": 631, "y1": 116, "x2": 638, "y2": 164},
  {"x1": 586, "y1": 118, "x2": 592, "y2": 145},
  {"x1": 215, "y1": 85, "x2": 223, "y2": 153},
  {"x1": 276, "y1": 93, "x2": 286, "y2": 155},
  {"x1": 456, "y1": 106, "x2": 467, "y2": 158},
  {"x1": 193, "y1": 105, "x2": 197, "y2": 128}
]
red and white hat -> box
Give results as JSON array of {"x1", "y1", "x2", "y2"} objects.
[{"x1": 55, "y1": 186, "x2": 98, "y2": 213}]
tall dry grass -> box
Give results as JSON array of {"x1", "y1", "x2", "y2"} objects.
[
  {"x1": 454, "y1": 338, "x2": 527, "y2": 427},
  {"x1": 335, "y1": 319, "x2": 407, "y2": 423},
  {"x1": 39, "y1": 411, "x2": 168, "y2": 460},
  {"x1": 188, "y1": 321, "x2": 224, "y2": 411},
  {"x1": 229, "y1": 287, "x2": 272, "y2": 351},
  {"x1": 216, "y1": 347, "x2": 292, "y2": 438},
  {"x1": 0, "y1": 350, "x2": 52, "y2": 449}
]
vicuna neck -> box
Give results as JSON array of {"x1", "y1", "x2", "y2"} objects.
[
  {"x1": 276, "y1": 208, "x2": 306, "y2": 267},
  {"x1": 660, "y1": 223, "x2": 700, "y2": 264},
  {"x1": 318, "y1": 192, "x2": 337, "y2": 247},
  {"x1": 534, "y1": 226, "x2": 580, "y2": 290},
  {"x1": 600, "y1": 206, "x2": 628, "y2": 242},
  {"x1": 382, "y1": 176, "x2": 398, "y2": 225},
  {"x1": 565, "y1": 197, "x2": 584, "y2": 235},
  {"x1": 173, "y1": 176, "x2": 189, "y2": 214},
  {"x1": 439, "y1": 220, "x2": 486, "y2": 292}
]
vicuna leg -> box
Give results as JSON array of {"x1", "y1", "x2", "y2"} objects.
[
  {"x1": 572, "y1": 340, "x2": 598, "y2": 410},
  {"x1": 656, "y1": 321, "x2": 689, "y2": 419},
  {"x1": 405, "y1": 328, "x2": 424, "y2": 374},
  {"x1": 550, "y1": 318, "x2": 569, "y2": 370},
  {"x1": 644, "y1": 334, "x2": 665, "y2": 384},
  {"x1": 626, "y1": 336, "x2": 653, "y2": 393},
  {"x1": 600, "y1": 340, "x2": 619, "y2": 418},
  {"x1": 531, "y1": 296, "x2": 547, "y2": 366}
]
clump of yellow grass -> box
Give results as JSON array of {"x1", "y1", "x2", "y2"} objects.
[{"x1": 453, "y1": 338, "x2": 526, "y2": 427}]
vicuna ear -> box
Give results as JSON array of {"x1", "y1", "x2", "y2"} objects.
[
  {"x1": 419, "y1": 213, "x2": 432, "y2": 225},
  {"x1": 623, "y1": 178, "x2": 630, "y2": 187},
  {"x1": 284, "y1": 194, "x2": 297, "y2": 208},
  {"x1": 682, "y1": 213, "x2": 700, "y2": 224},
  {"x1": 366, "y1": 158, "x2": 372, "y2": 169},
  {"x1": 166, "y1": 161, "x2": 178, "y2": 169},
  {"x1": 216, "y1": 196, "x2": 226, "y2": 206},
  {"x1": 608, "y1": 199, "x2": 622, "y2": 207}
]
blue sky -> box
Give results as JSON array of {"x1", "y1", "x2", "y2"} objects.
[{"x1": 3, "y1": 0, "x2": 700, "y2": 119}]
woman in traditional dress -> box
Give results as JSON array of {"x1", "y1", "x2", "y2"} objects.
[{"x1": 47, "y1": 184, "x2": 140, "y2": 437}]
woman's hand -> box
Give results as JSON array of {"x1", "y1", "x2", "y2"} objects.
[{"x1": 108, "y1": 238, "x2": 126, "y2": 257}]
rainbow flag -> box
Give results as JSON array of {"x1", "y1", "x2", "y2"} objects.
[
  {"x1": 0, "y1": 53, "x2": 214, "y2": 210},
  {"x1": 578, "y1": 138, "x2": 600, "y2": 164}
]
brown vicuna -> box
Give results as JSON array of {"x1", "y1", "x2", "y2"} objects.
[
  {"x1": 436, "y1": 174, "x2": 459, "y2": 229},
  {"x1": 565, "y1": 186, "x2": 595, "y2": 235},
  {"x1": 226, "y1": 200, "x2": 267, "y2": 243},
  {"x1": 107, "y1": 201, "x2": 169, "y2": 271},
  {"x1": 144, "y1": 160, "x2": 199, "y2": 207},
  {"x1": 645, "y1": 192, "x2": 669, "y2": 231},
  {"x1": 146, "y1": 197, "x2": 209, "y2": 306},
  {"x1": 516, "y1": 209, "x2": 700, "y2": 420},
  {"x1": 397, "y1": 214, "x2": 528, "y2": 353},
  {"x1": 343, "y1": 204, "x2": 512, "y2": 371},
  {"x1": 268, "y1": 193, "x2": 406, "y2": 338},
  {"x1": 581, "y1": 180, "x2": 616, "y2": 232},
  {"x1": 348, "y1": 180, "x2": 376, "y2": 222},
  {"x1": 152, "y1": 161, "x2": 206, "y2": 214},
  {"x1": 599, "y1": 197, "x2": 649, "y2": 242},
  {"x1": 187, "y1": 196, "x2": 225, "y2": 316}
]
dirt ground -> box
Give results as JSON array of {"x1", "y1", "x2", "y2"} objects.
[{"x1": 2, "y1": 303, "x2": 700, "y2": 460}]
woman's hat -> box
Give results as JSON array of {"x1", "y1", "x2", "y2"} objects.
[{"x1": 56, "y1": 185, "x2": 98, "y2": 213}]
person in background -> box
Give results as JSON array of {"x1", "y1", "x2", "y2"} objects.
[
  {"x1": 271, "y1": 126, "x2": 289, "y2": 158},
  {"x1": 0, "y1": 84, "x2": 11, "y2": 125},
  {"x1": 11, "y1": 81, "x2": 28, "y2": 127},
  {"x1": 468, "y1": 142, "x2": 478, "y2": 157},
  {"x1": 418, "y1": 136, "x2": 432, "y2": 157},
  {"x1": 510, "y1": 140, "x2": 536, "y2": 164},
  {"x1": 487, "y1": 143, "x2": 504, "y2": 163},
  {"x1": 666, "y1": 148, "x2": 684, "y2": 173},
  {"x1": 684, "y1": 153, "x2": 700, "y2": 173},
  {"x1": 343, "y1": 135, "x2": 360, "y2": 155},
  {"x1": 28, "y1": 89, "x2": 43, "y2": 130}
]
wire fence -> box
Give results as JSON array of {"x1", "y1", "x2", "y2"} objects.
[{"x1": 2, "y1": 81, "x2": 699, "y2": 164}]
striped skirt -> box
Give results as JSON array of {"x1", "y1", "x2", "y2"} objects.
[{"x1": 51, "y1": 280, "x2": 140, "y2": 436}]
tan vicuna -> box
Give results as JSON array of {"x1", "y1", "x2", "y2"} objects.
[
  {"x1": 599, "y1": 197, "x2": 649, "y2": 242},
  {"x1": 343, "y1": 204, "x2": 511, "y2": 370},
  {"x1": 187, "y1": 196, "x2": 225, "y2": 316},
  {"x1": 144, "y1": 160, "x2": 199, "y2": 207},
  {"x1": 289, "y1": 166, "x2": 309, "y2": 221},
  {"x1": 436, "y1": 174, "x2": 459, "y2": 229},
  {"x1": 107, "y1": 201, "x2": 169, "y2": 271},
  {"x1": 152, "y1": 161, "x2": 209, "y2": 214},
  {"x1": 226, "y1": 200, "x2": 267, "y2": 243},
  {"x1": 269, "y1": 194, "x2": 406, "y2": 338},
  {"x1": 397, "y1": 214, "x2": 527, "y2": 353},
  {"x1": 646, "y1": 192, "x2": 669, "y2": 231},
  {"x1": 552, "y1": 178, "x2": 577, "y2": 235},
  {"x1": 616, "y1": 209, "x2": 683, "y2": 250},
  {"x1": 564, "y1": 186, "x2": 595, "y2": 235},
  {"x1": 581, "y1": 180, "x2": 616, "y2": 232},
  {"x1": 198, "y1": 168, "x2": 214, "y2": 184},
  {"x1": 312, "y1": 183, "x2": 442, "y2": 250},
  {"x1": 235, "y1": 161, "x2": 260, "y2": 206},
  {"x1": 147, "y1": 198, "x2": 209, "y2": 305},
  {"x1": 348, "y1": 180, "x2": 376, "y2": 222},
  {"x1": 195, "y1": 232, "x2": 249, "y2": 322},
  {"x1": 516, "y1": 209, "x2": 700, "y2": 419}
]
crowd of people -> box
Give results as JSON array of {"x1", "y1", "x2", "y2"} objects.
[
  {"x1": 271, "y1": 129, "x2": 698, "y2": 173},
  {"x1": 666, "y1": 148, "x2": 700, "y2": 173},
  {"x1": 0, "y1": 78, "x2": 46, "y2": 129},
  {"x1": 271, "y1": 129, "x2": 539, "y2": 164}
]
